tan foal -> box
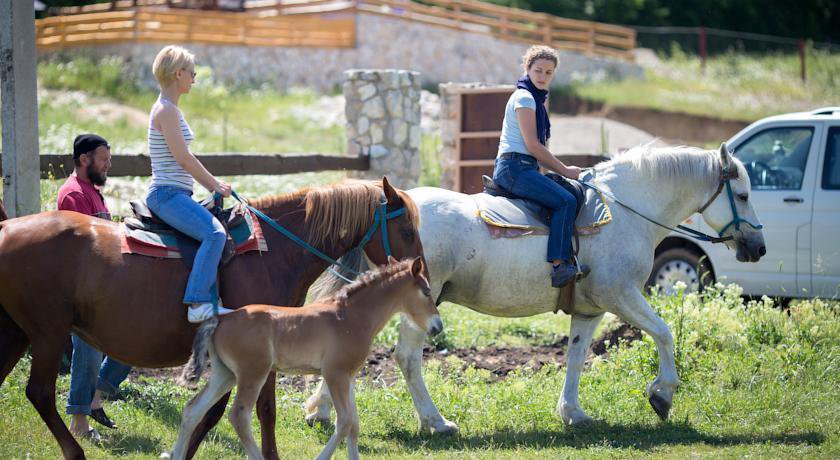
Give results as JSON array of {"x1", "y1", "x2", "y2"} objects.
[{"x1": 164, "y1": 257, "x2": 442, "y2": 460}]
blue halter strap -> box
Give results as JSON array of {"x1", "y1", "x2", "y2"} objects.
[{"x1": 355, "y1": 194, "x2": 406, "y2": 257}]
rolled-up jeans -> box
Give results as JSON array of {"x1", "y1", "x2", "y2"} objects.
[
  {"x1": 492, "y1": 152, "x2": 577, "y2": 262},
  {"x1": 66, "y1": 334, "x2": 132, "y2": 415},
  {"x1": 146, "y1": 185, "x2": 226, "y2": 304}
]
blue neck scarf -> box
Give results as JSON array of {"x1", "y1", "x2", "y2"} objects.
[{"x1": 516, "y1": 75, "x2": 550, "y2": 146}]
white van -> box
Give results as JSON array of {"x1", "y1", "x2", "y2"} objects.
[{"x1": 649, "y1": 107, "x2": 840, "y2": 299}]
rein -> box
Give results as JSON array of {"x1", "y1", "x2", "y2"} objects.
[
  {"x1": 581, "y1": 163, "x2": 762, "y2": 244},
  {"x1": 228, "y1": 189, "x2": 406, "y2": 282}
]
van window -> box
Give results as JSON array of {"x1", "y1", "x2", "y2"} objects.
[
  {"x1": 823, "y1": 127, "x2": 840, "y2": 190},
  {"x1": 733, "y1": 127, "x2": 813, "y2": 190}
]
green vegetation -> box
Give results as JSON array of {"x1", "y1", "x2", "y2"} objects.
[
  {"x1": 1, "y1": 285, "x2": 837, "y2": 458},
  {"x1": 37, "y1": 57, "x2": 346, "y2": 156},
  {"x1": 564, "y1": 48, "x2": 840, "y2": 121}
]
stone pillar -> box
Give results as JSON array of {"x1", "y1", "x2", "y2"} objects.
[
  {"x1": 0, "y1": 0, "x2": 40, "y2": 217},
  {"x1": 343, "y1": 69, "x2": 421, "y2": 189}
]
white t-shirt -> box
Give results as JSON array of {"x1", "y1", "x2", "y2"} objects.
[{"x1": 497, "y1": 88, "x2": 537, "y2": 158}]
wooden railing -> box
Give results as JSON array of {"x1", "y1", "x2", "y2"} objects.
[
  {"x1": 356, "y1": 0, "x2": 635, "y2": 60},
  {"x1": 35, "y1": 6, "x2": 356, "y2": 50},
  {"x1": 29, "y1": 153, "x2": 369, "y2": 179},
  {"x1": 39, "y1": 1, "x2": 634, "y2": 60}
]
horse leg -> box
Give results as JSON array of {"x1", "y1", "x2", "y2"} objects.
[
  {"x1": 345, "y1": 384, "x2": 360, "y2": 460},
  {"x1": 255, "y1": 372, "x2": 279, "y2": 460},
  {"x1": 316, "y1": 373, "x2": 354, "y2": 460},
  {"x1": 184, "y1": 392, "x2": 231, "y2": 459},
  {"x1": 395, "y1": 317, "x2": 458, "y2": 434},
  {"x1": 0, "y1": 308, "x2": 29, "y2": 386},
  {"x1": 558, "y1": 313, "x2": 604, "y2": 425},
  {"x1": 169, "y1": 359, "x2": 236, "y2": 460},
  {"x1": 229, "y1": 369, "x2": 271, "y2": 460},
  {"x1": 612, "y1": 288, "x2": 679, "y2": 420},
  {"x1": 304, "y1": 379, "x2": 333, "y2": 426},
  {"x1": 26, "y1": 340, "x2": 84, "y2": 459}
]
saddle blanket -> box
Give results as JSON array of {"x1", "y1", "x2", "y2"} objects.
[
  {"x1": 473, "y1": 184, "x2": 612, "y2": 239},
  {"x1": 120, "y1": 207, "x2": 268, "y2": 258}
]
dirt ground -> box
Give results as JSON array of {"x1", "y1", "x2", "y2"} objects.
[{"x1": 128, "y1": 323, "x2": 642, "y2": 392}]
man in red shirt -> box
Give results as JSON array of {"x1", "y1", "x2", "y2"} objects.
[{"x1": 58, "y1": 134, "x2": 131, "y2": 441}]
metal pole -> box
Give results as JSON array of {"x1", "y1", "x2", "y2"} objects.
[
  {"x1": 799, "y1": 39, "x2": 807, "y2": 82},
  {"x1": 0, "y1": 0, "x2": 41, "y2": 217},
  {"x1": 699, "y1": 26, "x2": 707, "y2": 74}
]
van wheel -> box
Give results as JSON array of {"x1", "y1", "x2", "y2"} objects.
[{"x1": 647, "y1": 248, "x2": 714, "y2": 295}]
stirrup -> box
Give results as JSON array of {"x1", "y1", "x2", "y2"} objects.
[{"x1": 572, "y1": 255, "x2": 591, "y2": 282}]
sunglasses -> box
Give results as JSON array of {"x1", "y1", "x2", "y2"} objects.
[{"x1": 182, "y1": 68, "x2": 196, "y2": 79}]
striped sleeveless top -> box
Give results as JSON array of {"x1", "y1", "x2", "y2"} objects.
[{"x1": 148, "y1": 98, "x2": 195, "y2": 191}]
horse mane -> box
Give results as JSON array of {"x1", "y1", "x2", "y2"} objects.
[
  {"x1": 601, "y1": 144, "x2": 725, "y2": 188},
  {"x1": 0, "y1": 198, "x2": 7, "y2": 222},
  {"x1": 333, "y1": 258, "x2": 414, "y2": 304},
  {"x1": 246, "y1": 180, "x2": 419, "y2": 249}
]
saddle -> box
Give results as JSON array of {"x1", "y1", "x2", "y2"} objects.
[
  {"x1": 124, "y1": 196, "x2": 246, "y2": 268},
  {"x1": 482, "y1": 174, "x2": 587, "y2": 219}
]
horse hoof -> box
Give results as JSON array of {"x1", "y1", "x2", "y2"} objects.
[
  {"x1": 648, "y1": 393, "x2": 671, "y2": 420},
  {"x1": 422, "y1": 419, "x2": 459, "y2": 436},
  {"x1": 568, "y1": 413, "x2": 594, "y2": 426},
  {"x1": 305, "y1": 412, "x2": 330, "y2": 427},
  {"x1": 159, "y1": 453, "x2": 172, "y2": 459}
]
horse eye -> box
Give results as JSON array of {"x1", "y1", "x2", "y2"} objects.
[
  {"x1": 401, "y1": 228, "x2": 415, "y2": 242},
  {"x1": 737, "y1": 193, "x2": 749, "y2": 202}
]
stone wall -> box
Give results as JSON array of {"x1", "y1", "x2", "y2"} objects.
[
  {"x1": 39, "y1": 12, "x2": 642, "y2": 91},
  {"x1": 344, "y1": 69, "x2": 421, "y2": 189}
]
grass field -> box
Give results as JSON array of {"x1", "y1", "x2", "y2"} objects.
[
  {"x1": 566, "y1": 48, "x2": 840, "y2": 121},
  {"x1": 1, "y1": 285, "x2": 838, "y2": 458}
]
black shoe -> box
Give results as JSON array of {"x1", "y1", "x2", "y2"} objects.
[
  {"x1": 104, "y1": 391, "x2": 127, "y2": 402},
  {"x1": 90, "y1": 407, "x2": 117, "y2": 429},
  {"x1": 551, "y1": 263, "x2": 578, "y2": 288}
]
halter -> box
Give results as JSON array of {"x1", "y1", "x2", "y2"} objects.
[
  {"x1": 229, "y1": 190, "x2": 407, "y2": 280},
  {"x1": 693, "y1": 163, "x2": 763, "y2": 240},
  {"x1": 354, "y1": 192, "x2": 407, "y2": 258}
]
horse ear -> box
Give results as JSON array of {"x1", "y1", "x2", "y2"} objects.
[
  {"x1": 410, "y1": 256, "x2": 423, "y2": 277},
  {"x1": 382, "y1": 176, "x2": 399, "y2": 203},
  {"x1": 387, "y1": 255, "x2": 399, "y2": 265},
  {"x1": 719, "y1": 142, "x2": 732, "y2": 169}
]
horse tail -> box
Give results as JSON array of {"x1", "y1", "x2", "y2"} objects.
[
  {"x1": 178, "y1": 317, "x2": 220, "y2": 386},
  {"x1": 308, "y1": 248, "x2": 368, "y2": 301}
]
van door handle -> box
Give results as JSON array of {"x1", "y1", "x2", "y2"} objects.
[{"x1": 783, "y1": 197, "x2": 804, "y2": 203}]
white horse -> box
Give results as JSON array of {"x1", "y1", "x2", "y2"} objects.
[{"x1": 308, "y1": 144, "x2": 766, "y2": 431}]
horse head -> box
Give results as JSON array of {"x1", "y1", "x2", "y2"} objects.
[
  {"x1": 699, "y1": 143, "x2": 767, "y2": 262},
  {"x1": 390, "y1": 255, "x2": 441, "y2": 337}
]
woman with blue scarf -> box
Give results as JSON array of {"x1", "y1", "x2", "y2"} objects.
[{"x1": 492, "y1": 45, "x2": 589, "y2": 288}]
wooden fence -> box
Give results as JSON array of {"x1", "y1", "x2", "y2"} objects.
[
  {"x1": 356, "y1": 0, "x2": 635, "y2": 60},
  {"x1": 24, "y1": 153, "x2": 369, "y2": 179},
  {"x1": 35, "y1": 6, "x2": 356, "y2": 50},
  {"x1": 39, "y1": 1, "x2": 635, "y2": 60}
]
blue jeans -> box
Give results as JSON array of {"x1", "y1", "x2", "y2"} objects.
[
  {"x1": 493, "y1": 153, "x2": 577, "y2": 262},
  {"x1": 66, "y1": 334, "x2": 132, "y2": 415},
  {"x1": 146, "y1": 186, "x2": 226, "y2": 304}
]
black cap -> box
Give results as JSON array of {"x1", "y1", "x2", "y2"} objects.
[{"x1": 73, "y1": 134, "x2": 109, "y2": 159}]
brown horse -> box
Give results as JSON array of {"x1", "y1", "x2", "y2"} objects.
[
  {"x1": 164, "y1": 257, "x2": 441, "y2": 460},
  {"x1": 0, "y1": 178, "x2": 424, "y2": 460}
]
